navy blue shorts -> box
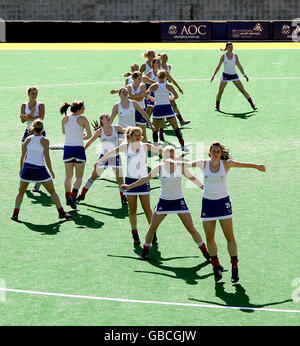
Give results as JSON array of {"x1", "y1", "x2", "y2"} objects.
[
  {"x1": 221, "y1": 72, "x2": 239, "y2": 82},
  {"x1": 153, "y1": 104, "x2": 176, "y2": 119},
  {"x1": 22, "y1": 129, "x2": 46, "y2": 143},
  {"x1": 20, "y1": 162, "x2": 51, "y2": 183},
  {"x1": 97, "y1": 153, "x2": 122, "y2": 169},
  {"x1": 63, "y1": 145, "x2": 86, "y2": 163},
  {"x1": 135, "y1": 109, "x2": 147, "y2": 125},
  {"x1": 201, "y1": 196, "x2": 232, "y2": 221},
  {"x1": 155, "y1": 197, "x2": 189, "y2": 214},
  {"x1": 124, "y1": 176, "x2": 150, "y2": 195}
]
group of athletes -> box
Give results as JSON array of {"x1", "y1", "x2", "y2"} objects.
[{"x1": 12, "y1": 42, "x2": 265, "y2": 283}]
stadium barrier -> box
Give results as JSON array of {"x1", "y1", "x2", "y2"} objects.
[{"x1": 1, "y1": 20, "x2": 299, "y2": 42}]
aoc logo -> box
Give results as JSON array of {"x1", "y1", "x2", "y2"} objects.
[
  {"x1": 0, "y1": 18, "x2": 5, "y2": 42},
  {"x1": 180, "y1": 24, "x2": 207, "y2": 36},
  {"x1": 168, "y1": 25, "x2": 177, "y2": 35},
  {"x1": 254, "y1": 23, "x2": 263, "y2": 32},
  {"x1": 281, "y1": 25, "x2": 291, "y2": 35}
]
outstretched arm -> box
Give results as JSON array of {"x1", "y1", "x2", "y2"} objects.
[
  {"x1": 121, "y1": 165, "x2": 160, "y2": 190},
  {"x1": 182, "y1": 166, "x2": 204, "y2": 189},
  {"x1": 96, "y1": 143, "x2": 126, "y2": 165},
  {"x1": 210, "y1": 55, "x2": 224, "y2": 82},
  {"x1": 235, "y1": 55, "x2": 249, "y2": 82},
  {"x1": 85, "y1": 129, "x2": 100, "y2": 150},
  {"x1": 225, "y1": 160, "x2": 266, "y2": 172}
]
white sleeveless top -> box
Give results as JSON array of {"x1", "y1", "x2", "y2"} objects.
[
  {"x1": 159, "y1": 163, "x2": 184, "y2": 200},
  {"x1": 202, "y1": 160, "x2": 229, "y2": 200},
  {"x1": 25, "y1": 102, "x2": 40, "y2": 130},
  {"x1": 223, "y1": 53, "x2": 237, "y2": 75},
  {"x1": 126, "y1": 142, "x2": 148, "y2": 179},
  {"x1": 25, "y1": 135, "x2": 45, "y2": 166},
  {"x1": 100, "y1": 126, "x2": 119, "y2": 156},
  {"x1": 143, "y1": 61, "x2": 152, "y2": 75},
  {"x1": 64, "y1": 114, "x2": 84, "y2": 147},
  {"x1": 117, "y1": 100, "x2": 136, "y2": 128},
  {"x1": 150, "y1": 69, "x2": 159, "y2": 83},
  {"x1": 154, "y1": 82, "x2": 170, "y2": 106},
  {"x1": 129, "y1": 83, "x2": 146, "y2": 109}
]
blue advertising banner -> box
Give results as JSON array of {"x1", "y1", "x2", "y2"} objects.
[
  {"x1": 273, "y1": 21, "x2": 300, "y2": 41},
  {"x1": 228, "y1": 22, "x2": 269, "y2": 40},
  {"x1": 161, "y1": 22, "x2": 212, "y2": 41}
]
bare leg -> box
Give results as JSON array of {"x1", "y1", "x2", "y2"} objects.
[
  {"x1": 139, "y1": 194, "x2": 153, "y2": 225},
  {"x1": 219, "y1": 218, "x2": 237, "y2": 257},
  {"x1": 202, "y1": 220, "x2": 217, "y2": 256}
]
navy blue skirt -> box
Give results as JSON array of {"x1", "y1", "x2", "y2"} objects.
[
  {"x1": 20, "y1": 162, "x2": 51, "y2": 183},
  {"x1": 63, "y1": 145, "x2": 86, "y2": 163},
  {"x1": 124, "y1": 176, "x2": 150, "y2": 195},
  {"x1": 22, "y1": 129, "x2": 46, "y2": 143},
  {"x1": 155, "y1": 197, "x2": 189, "y2": 214},
  {"x1": 135, "y1": 109, "x2": 147, "y2": 125},
  {"x1": 153, "y1": 104, "x2": 176, "y2": 119},
  {"x1": 201, "y1": 196, "x2": 232, "y2": 221},
  {"x1": 221, "y1": 72, "x2": 239, "y2": 82}
]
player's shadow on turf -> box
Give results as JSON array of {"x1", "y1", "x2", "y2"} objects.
[
  {"x1": 189, "y1": 282, "x2": 292, "y2": 313},
  {"x1": 19, "y1": 220, "x2": 66, "y2": 235},
  {"x1": 134, "y1": 244, "x2": 214, "y2": 284},
  {"x1": 68, "y1": 210, "x2": 104, "y2": 229},
  {"x1": 26, "y1": 190, "x2": 54, "y2": 207},
  {"x1": 80, "y1": 203, "x2": 130, "y2": 219},
  {"x1": 217, "y1": 110, "x2": 256, "y2": 119}
]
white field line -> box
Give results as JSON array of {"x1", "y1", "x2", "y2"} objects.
[
  {"x1": 0, "y1": 287, "x2": 298, "y2": 314},
  {"x1": 0, "y1": 76, "x2": 299, "y2": 90}
]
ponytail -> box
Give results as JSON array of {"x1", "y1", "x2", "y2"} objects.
[
  {"x1": 59, "y1": 102, "x2": 71, "y2": 115},
  {"x1": 29, "y1": 119, "x2": 44, "y2": 134},
  {"x1": 220, "y1": 42, "x2": 233, "y2": 52}
]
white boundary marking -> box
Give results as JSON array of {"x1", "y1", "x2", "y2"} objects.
[
  {"x1": 0, "y1": 287, "x2": 298, "y2": 314},
  {"x1": 0, "y1": 76, "x2": 299, "y2": 90}
]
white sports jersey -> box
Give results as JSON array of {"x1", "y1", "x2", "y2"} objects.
[
  {"x1": 126, "y1": 142, "x2": 147, "y2": 179},
  {"x1": 202, "y1": 160, "x2": 229, "y2": 200},
  {"x1": 25, "y1": 102, "x2": 40, "y2": 130},
  {"x1": 25, "y1": 135, "x2": 45, "y2": 166},
  {"x1": 129, "y1": 83, "x2": 145, "y2": 109},
  {"x1": 153, "y1": 82, "x2": 170, "y2": 106},
  {"x1": 143, "y1": 61, "x2": 152, "y2": 75},
  {"x1": 223, "y1": 53, "x2": 237, "y2": 75},
  {"x1": 117, "y1": 100, "x2": 136, "y2": 128},
  {"x1": 64, "y1": 114, "x2": 84, "y2": 147},
  {"x1": 159, "y1": 163, "x2": 184, "y2": 200},
  {"x1": 100, "y1": 126, "x2": 119, "y2": 156},
  {"x1": 150, "y1": 69, "x2": 159, "y2": 82}
]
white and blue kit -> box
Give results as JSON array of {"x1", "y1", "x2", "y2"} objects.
[
  {"x1": 221, "y1": 53, "x2": 239, "y2": 82},
  {"x1": 128, "y1": 83, "x2": 147, "y2": 125},
  {"x1": 153, "y1": 81, "x2": 176, "y2": 119},
  {"x1": 155, "y1": 163, "x2": 189, "y2": 214},
  {"x1": 144, "y1": 68, "x2": 157, "y2": 108},
  {"x1": 201, "y1": 160, "x2": 232, "y2": 221},
  {"x1": 98, "y1": 126, "x2": 122, "y2": 169},
  {"x1": 63, "y1": 114, "x2": 86, "y2": 163},
  {"x1": 124, "y1": 142, "x2": 150, "y2": 195},
  {"x1": 117, "y1": 100, "x2": 136, "y2": 142},
  {"x1": 21, "y1": 102, "x2": 45, "y2": 142},
  {"x1": 20, "y1": 135, "x2": 51, "y2": 183}
]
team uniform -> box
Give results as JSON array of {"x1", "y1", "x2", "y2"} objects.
[
  {"x1": 22, "y1": 102, "x2": 45, "y2": 143},
  {"x1": 221, "y1": 53, "x2": 240, "y2": 82},
  {"x1": 124, "y1": 142, "x2": 150, "y2": 196},
  {"x1": 154, "y1": 163, "x2": 189, "y2": 214},
  {"x1": 20, "y1": 135, "x2": 51, "y2": 183},
  {"x1": 97, "y1": 126, "x2": 122, "y2": 169},
  {"x1": 128, "y1": 83, "x2": 147, "y2": 126},
  {"x1": 152, "y1": 81, "x2": 176, "y2": 119},
  {"x1": 144, "y1": 63, "x2": 156, "y2": 109},
  {"x1": 200, "y1": 160, "x2": 232, "y2": 221},
  {"x1": 116, "y1": 100, "x2": 136, "y2": 142},
  {"x1": 63, "y1": 114, "x2": 86, "y2": 163}
]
